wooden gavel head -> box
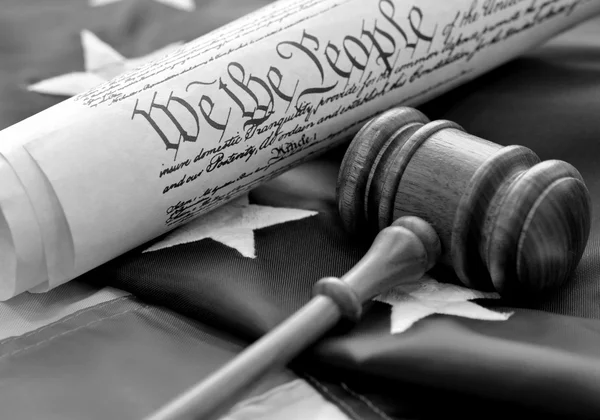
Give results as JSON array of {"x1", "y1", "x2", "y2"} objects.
[{"x1": 337, "y1": 107, "x2": 592, "y2": 298}]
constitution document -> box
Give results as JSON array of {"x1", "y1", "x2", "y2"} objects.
[{"x1": 0, "y1": 0, "x2": 598, "y2": 299}]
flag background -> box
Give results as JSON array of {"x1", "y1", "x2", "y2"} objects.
[{"x1": 1, "y1": 1, "x2": 600, "y2": 419}]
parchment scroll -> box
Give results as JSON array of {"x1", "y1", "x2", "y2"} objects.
[{"x1": 1, "y1": 0, "x2": 598, "y2": 299}]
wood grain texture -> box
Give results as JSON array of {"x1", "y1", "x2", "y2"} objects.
[
  {"x1": 487, "y1": 160, "x2": 590, "y2": 297},
  {"x1": 338, "y1": 107, "x2": 592, "y2": 298},
  {"x1": 339, "y1": 218, "x2": 439, "y2": 301},
  {"x1": 337, "y1": 107, "x2": 429, "y2": 235},
  {"x1": 452, "y1": 145, "x2": 539, "y2": 291},
  {"x1": 366, "y1": 122, "x2": 423, "y2": 232},
  {"x1": 516, "y1": 177, "x2": 590, "y2": 294},
  {"x1": 392, "y1": 124, "x2": 479, "y2": 266}
]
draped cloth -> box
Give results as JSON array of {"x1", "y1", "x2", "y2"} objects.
[{"x1": 0, "y1": 1, "x2": 600, "y2": 419}]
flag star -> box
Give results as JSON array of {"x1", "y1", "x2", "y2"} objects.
[
  {"x1": 27, "y1": 30, "x2": 182, "y2": 97},
  {"x1": 143, "y1": 195, "x2": 318, "y2": 258},
  {"x1": 90, "y1": 0, "x2": 196, "y2": 11},
  {"x1": 375, "y1": 275, "x2": 513, "y2": 334}
]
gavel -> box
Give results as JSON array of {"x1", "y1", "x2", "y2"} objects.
[
  {"x1": 338, "y1": 106, "x2": 591, "y2": 297},
  {"x1": 146, "y1": 107, "x2": 591, "y2": 420}
]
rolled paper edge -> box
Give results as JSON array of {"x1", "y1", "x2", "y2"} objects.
[
  {"x1": 0, "y1": 201, "x2": 17, "y2": 300},
  {"x1": 28, "y1": 280, "x2": 52, "y2": 294},
  {"x1": 0, "y1": 102, "x2": 78, "y2": 294},
  {"x1": 20, "y1": 147, "x2": 76, "y2": 289},
  {"x1": 0, "y1": 156, "x2": 47, "y2": 299}
]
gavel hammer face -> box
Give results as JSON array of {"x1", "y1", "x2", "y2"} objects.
[{"x1": 337, "y1": 107, "x2": 592, "y2": 298}]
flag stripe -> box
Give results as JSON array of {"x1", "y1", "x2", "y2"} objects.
[
  {"x1": 0, "y1": 282, "x2": 129, "y2": 341},
  {"x1": 0, "y1": 293, "x2": 303, "y2": 420},
  {"x1": 223, "y1": 379, "x2": 351, "y2": 420}
]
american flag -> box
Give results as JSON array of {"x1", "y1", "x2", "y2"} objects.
[{"x1": 1, "y1": 1, "x2": 600, "y2": 419}]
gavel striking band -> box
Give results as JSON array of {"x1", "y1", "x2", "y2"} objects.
[
  {"x1": 338, "y1": 106, "x2": 591, "y2": 297},
  {"x1": 147, "y1": 107, "x2": 591, "y2": 420}
]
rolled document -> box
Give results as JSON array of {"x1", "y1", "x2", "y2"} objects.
[{"x1": 1, "y1": 0, "x2": 598, "y2": 300}]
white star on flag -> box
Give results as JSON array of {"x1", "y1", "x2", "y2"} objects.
[
  {"x1": 90, "y1": 0, "x2": 196, "y2": 11},
  {"x1": 27, "y1": 30, "x2": 182, "y2": 97},
  {"x1": 375, "y1": 275, "x2": 513, "y2": 334},
  {"x1": 144, "y1": 195, "x2": 318, "y2": 258}
]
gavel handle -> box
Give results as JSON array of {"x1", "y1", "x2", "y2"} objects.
[
  {"x1": 146, "y1": 295, "x2": 342, "y2": 420},
  {"x1": 146, "y1": 218, "x2": 439, "y2": 420}
]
